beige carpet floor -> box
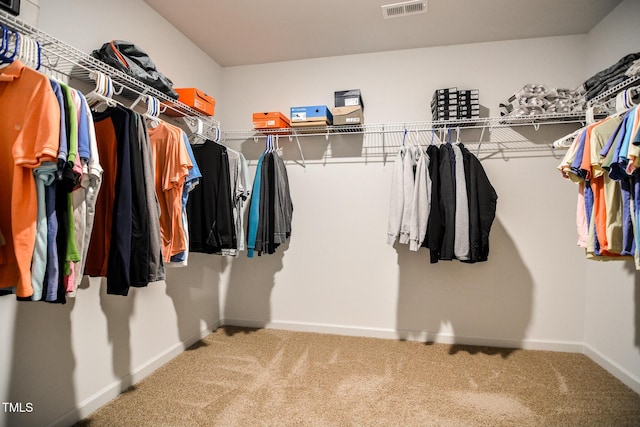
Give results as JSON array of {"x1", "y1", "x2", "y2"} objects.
[{"x1": 76, "y1": 326, "x2": 640, "y2": 426}]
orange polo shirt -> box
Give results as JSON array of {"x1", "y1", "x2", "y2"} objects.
[{"x1": 0, "y1": 61, "x2": 60, "y2": 297}]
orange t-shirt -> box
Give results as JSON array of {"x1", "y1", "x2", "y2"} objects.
[
  {"x1": 0, "y1": 61, "x2": 60, "y2": 297},
  {"x1": 84, "y1": 116, "x2": 119, "y2": 277},
  {"x1": 147, "y1": 122, "x2": 191, "y2": 261}
]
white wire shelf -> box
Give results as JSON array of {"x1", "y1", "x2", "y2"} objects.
[
  {"x1": 0, "y1": 9, "x2": 220, "y2": 132},
  {"x1": 222, "y1": 113, "x2": 589, "y2": 142},
  {"x1": 228, "y1": 114, "x2": 588, "y2": 165},
  {"x1": 586, "y1": 74, "x2": 640, "y2": 107}
]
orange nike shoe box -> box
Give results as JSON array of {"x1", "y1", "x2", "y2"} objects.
[
  {"x1": 165, "y1": 88, "x2": 216, "y2": 117},
  {"x1": 252, "y1": 112, "x2": 291, "y2": 130}
]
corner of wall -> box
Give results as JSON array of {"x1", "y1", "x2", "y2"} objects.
[{"x1": 17, "y1": 0, "x2": 40, "y2": 26}]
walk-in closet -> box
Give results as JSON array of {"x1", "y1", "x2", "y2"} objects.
[{"x1": 1, "y1": 1, "x2": 639, "y2": 425}]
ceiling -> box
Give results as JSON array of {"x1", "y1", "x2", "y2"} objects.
[{"x1": 143, "y1": 0, "x2": 622, "y2": 67}]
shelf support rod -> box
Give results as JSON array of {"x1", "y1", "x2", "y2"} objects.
[{"x1": 293, "y1": 131, "x2": 307, "y2": 170}]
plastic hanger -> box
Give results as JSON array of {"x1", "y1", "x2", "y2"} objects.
[
  {"x1": 0, "y1": 24, "x2": 10, "y2": 62},
  {"x1": 3, "y1": 30, "x2": 18, "y2": 64},
  {"x1": 86, "y1": 71, "x2": 118, "y2": 110},
  {"x1": 144, "y1": 95, "x2": 161, "y2": 128},
  {"x1": 20, "y1": 33, "x2": 32, "y2": 68},
  {"x1": 187, "y1": 117, "x2": 204, "y2": 144},
  {"x1": 17, "y1": 33, "x2": 40, "y2": 71},
  {"x1": 268, "y1": 134, "x2": 276, "y2": 153},
  {"x1": 624, "y1": 86, "x2": 639, "y2": 109},
  {"x1": 399, "y1": 128, "x2": 408, "y2": 155}
]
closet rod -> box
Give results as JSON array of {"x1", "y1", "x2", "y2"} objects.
[{"x1": 0, "y1": 9, "x2": 220, "y2": 130}]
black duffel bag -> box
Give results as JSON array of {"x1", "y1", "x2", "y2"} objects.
[{"x1": 91, "y1": 40, "x2": 179, "y2": 100}]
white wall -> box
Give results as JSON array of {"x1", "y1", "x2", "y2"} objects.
[
  {"x1": 1, "y1": 1, "x2": 638, "y2": 426},
  {"x1": 217, "y1": 2, "x2": 640, "y2": 394},
  {"x1": 582, "y1": 0, "x2": 640, "y2": 393},
  {"x1": 0, "y1": 1, "x2": 224, "y2": 426},
  {"x1": 38, "y1": 0, "x2": 223, "y2": 96},
  {"x1": 218, "y1": 35, "x2": 589, "y2": 351}
]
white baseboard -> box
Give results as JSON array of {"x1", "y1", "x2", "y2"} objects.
[
  {"x1": 48, "y1": 319, "x2": 222, "y2": 427},
  {"x1": 583, "y1": 343, "x2": 640, "y2": 395},
  {"x1": 221, "y1": 318, "x2": 585, "y2": 353}
]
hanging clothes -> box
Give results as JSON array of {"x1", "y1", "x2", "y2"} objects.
[
  {"x1": 86, "y1": 106, "x2": 134, "y2": 295},
  {"x1": 387, "y1": 138, "x2": 497, "y2": 264},
  {"x1": 1, "y1": 57, "x2": 214, "y2": 300},
  {"x1": 147, "y1": 121, "x2": 193, "y2": 263},
  {"x1": 410, "y1": 148, "x2": 432, "y2": 251},
  {"x1": 246, "y1": 138, "x2": 293, "y2": 258},
  {"x1": 558, "y1": 104, "x2": 640, "y2": 268},
  {"x1": 168, "y1": 130, "x2": 202, "y2": 266},
  {"x1": 186, "y1": 140, "x2": 236, "y2": 254},
  {"x1": 0, "y1": 60, "x2": 61, "y2": 299},
  {"x1": 423, "y1": 144, "x2": 442, "y2": 263},
  {"x1": 73, "y1": 92, "x2": 103, "y2": 292},
  {"x1": 460, "y1": 144, "x2": 498, "y2": 263},
  {"x1": 133, "y1": 115, "x2": 164, "y2": 280},
  {"x1": 438, "y1": 143, "x2": 456, "y2": 261},
  {"x1": 86, "y1": 104, "x2": 166, "y2": 295},
  {"x1": 221, "y1": 149, "x2": 251, "y2": 257}
]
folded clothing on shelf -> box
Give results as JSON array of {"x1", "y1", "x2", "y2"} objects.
[
  {"x1": 582, "y1": 52, "x2": 640, "y2": 101},
  {"x1": 625, "y1": 59, "x2": 640, "y2": 78}
]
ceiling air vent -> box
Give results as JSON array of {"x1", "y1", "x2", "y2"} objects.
[{"x1": 382, "y1": 1, "x2": 427, "y2": 19}]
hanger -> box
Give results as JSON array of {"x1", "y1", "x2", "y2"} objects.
[
  {"x1": 15, "y1": 31, "x2": 40, "y2": 71},
  {"x1": 553, "y1": 103, "x2": 607, "y2": 149},
  {"x1": 454, "y1": 127, "x2": 461, "y2": 145},
  {"x1": 0, "y1": 25, "x2": 7, "y2": 58},
  {"x1": 399, "y1": 128, "x2": 408, "y2": 154},
  {"x1": 624, "y1": 86, "x2": 640, "y2": 109},
  {"x1": 85, "y1": 71, "x2": 118, "y2": 110},
  {"x1": 143, "y1": 94, "x2": 161, "y2": 128},
  {"x1": 187, "y1": 117, "x2": 207, "y2": 145},
  {"x1": 5, "y1": 30, "x2": 18, "y2": 64},
  {"x1": 0, "y1": 24, "x2": 15, "y2": 64},
  {"x1": 266, "y1": 134, "x2": 277, "y2": 153},
  {"x1": 552, "y1": 129, "x2": 581, "y2": 148}
]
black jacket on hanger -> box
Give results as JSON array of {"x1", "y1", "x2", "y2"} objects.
[
  {"x1": 422, "y1": 144, "x2": 443, "y2": 263},
  {"x1": 438, "y1": 143, "x2": 456, "y2": 260},
  {"x1": 188, "y1": 141, "x2": 236, "y2": 254},
  {"x1": 460, "y1": 144, "x2": 498, "y2": 263}
]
